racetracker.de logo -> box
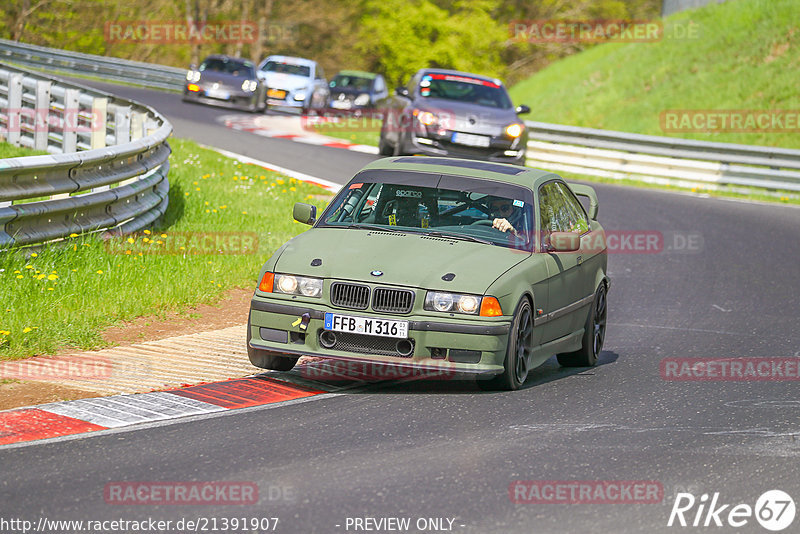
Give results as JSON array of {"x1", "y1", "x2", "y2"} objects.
[
  {"x1": 661, "y1": 357, "x2": 800, "y2": 381},
  {"x1": 509, "y1": 20, "x2": 663, "y2": 43},
  {"x1": 660, "y1": 110, "x2": 800, "y2": 133},
  {"x1": 300, "y1": 359, "x2": 457, "y2": 381},
  {"x1": 104, "y1": 482, "x2": 258, "y2": 505},
  {"x1": 3, "y1": 109, "x2": 103, "y2": 133},
  {"x1": 0, "y1": 354, "x2": 111, "y2": 381},
  {"x1": 104, "y1": 231, "x2": 258, "y2": 256},
  {"x1": 509, "y1": 480, "x2": 664, "y2": 504},
  {"x1": 104, "y1": 21, "x2": 257, "y2": 44}
]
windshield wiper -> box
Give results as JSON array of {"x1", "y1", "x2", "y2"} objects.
[
  {"x1": 345, "y1": 223, "x2": 405, "y2": 233},
  {"x1": 422, "y1": 230, "x2": 495, "y2": 246}
]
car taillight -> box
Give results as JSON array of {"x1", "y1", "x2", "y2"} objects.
[
  {"x1": 258, "y1": 272, "x2": 274, "y2": 292},
  {"x1": 187, "y1": 84, "x2": 200, "y2": 92},
  {"x1": 479, "y1": 296, "x2": 503, "y2": 317}
]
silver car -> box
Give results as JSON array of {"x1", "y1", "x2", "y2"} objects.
[
  {"x1": 182, "y1": 55, "x2": 266, "y2": 112},
  {"x1": 256, "y1": 55, "x2": 330, "y2": 113}
]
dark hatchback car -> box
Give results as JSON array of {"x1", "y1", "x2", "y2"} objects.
[
  {"x1": 378, "y1": 69, "x2": 530, "y2": 165},
  {"x1": 328, "y1": 70, "x2": 389, "y2": 114},
  {"x1": 183, "y1": 55, "x2": 266, "y2": 112}
]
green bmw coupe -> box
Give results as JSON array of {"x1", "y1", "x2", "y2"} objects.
[{"x1": 247, "y1": 156, "x2": 609, "y2": 390}]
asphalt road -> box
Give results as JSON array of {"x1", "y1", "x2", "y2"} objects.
[{"x1": 2, "y1": 82, "x2": 799, "y2": 533}]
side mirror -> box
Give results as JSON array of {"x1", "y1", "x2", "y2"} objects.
[
  {"x1": 293, "y1": 203, "x2": 317, "y2": 225},
  {"x1": 396, "y1": 87, "x2": 410, "y2": 98},
  {"x1": 189, "y1": 63, "x2": 197, "y2": 71},
  {"x1": 515, "y1": 104, "x2": 531, "y2": 115},
  {"x1": 549, "y1": 232, "x2": 580, "y2": 252}
]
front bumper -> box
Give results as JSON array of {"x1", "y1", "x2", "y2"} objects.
[
  {"x1": 183, "y1": 87, "x2": 256, "y2": 110},
  {"x1": 403, "y1": 131, "x2": 526, "y2": 165},
  {"x1": 248, "y1": 298, "x2": 512, "y2": 377}
]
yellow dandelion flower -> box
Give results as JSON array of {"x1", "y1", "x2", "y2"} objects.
[
  {"x1": 193, "y1": 181, "x2": 199, "y2": 185},
  {"x1": 73, "y1": 245, "x2": 77, "y2": 251},
  {"x1": 160, "y1": 233, "x2": 167, "y2": 238},
  {"x1": 137, "y1": 253, "x2": 142, "y2": 257},
  {"x1": 282, "y1": 189, "x2": 287, "y2": 193},
  {"x1": 204, "y1": 201, "x2": 210, "y2": 206},
  {"x1": 125, "y1": 250, "x2": 132, "y2": 255},
  {"x1": 290, "y1": 187, "x2": 296, "y2": 192},
  {"x1": 185, "y1": 192, "x2": 190, "y2": 196},
  {"x1": 195, "y1": 187, "x2": 201, "y2": 191},
  {"x1": 96, "y1": 270, "x2": 103, "y2": 274},
  {"x1": 47, "y1": 274, "x2": 57, "y2": 280},
  {"x1": 127, "y1": 237, "x2": 135, "y2": 244},
  {"x1": 47, "y1": 287, "x2": 54, "y2": 291},
  {"x1": 143, "y1": 230, "x2": 151, "y2": 235},
  {"x1": 25, "y1": 265, "x2": 33, "y2": 270},
  {"x1": 156, "y1": 240, "x2": 163, "y2": 245},
  {"x1": 212, "y1": 209, "x2": 217, "y2": 213},
  {"x1": 22, "y1": 327, "x2": 32, "y2": 333},
  {"x1": 71, "y1": 269, "x2": 77, "y2": 272},
  {"x1": 277, "y1": 179, "x2": 284, "y2": 185},
  {"x1": 83, "y1": 243, "x2": 90, "y2": 247},
  {"x1": 270, "y1": 182, "x2": 276, "y2": 187},
  {"x1": 36, "y1": 274, "x2": 45, "y2": 280},
  {"x1": 242, "y1": 211, "x2": 248, "y2": 215},
  {"x1": 143, "y1": 237, "x2": 150, "y2": 243},
  {"x1": 31, "y1": 253, "x2": 38, "y2": 257},
  {"x1": 205, "y1": 209, "x2": 210, "y2": 213},
  {"x1": 179, "y1": 246, "x2": 186, "y2": 251},
  {"x1": 69, "y1": 233, "x2": 79, "y2": 237},
  {"x1": 220, "y1": 205, "x2": 227, "y2": 209},
  {"x1": 16, "y1": 275, "x2": 23, "y2": 279}
]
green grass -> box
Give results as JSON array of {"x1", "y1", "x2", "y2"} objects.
[
  {"x1": 509, "y1": 0, "x2": 800, "y2": 148},
  {"x1": 310, "y1": 119, "x2": 382, "y2": 146},
  {"x1": 0, "y1": 138, "x2": 333, "y2": 360},
  {"x1": 0, "y1": 142, "x2": 47, "y2": 158}
]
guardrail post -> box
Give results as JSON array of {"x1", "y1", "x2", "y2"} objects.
[
  {"x1": 33, "y1": 79, "x2": 52, "y2": 151},
  {"x1": 115, "y1": 105, "x2": 131, "y2": 145},
  {"x1": 90, "y1": 96, "x2": 107, "y2": 149},
  {"x1": 131, "y1": 111, "x2": 145, "y2": 140},
  {"x1": 4, "y1": 73, "x2": 23, "y2": 146},
  {"x1": 62, "y1": 88, "x2": 80, "y2": 153}
]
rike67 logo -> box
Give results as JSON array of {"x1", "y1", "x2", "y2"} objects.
[{"x1": 668, "y1": 490, "x2": 795, "y2": 531}]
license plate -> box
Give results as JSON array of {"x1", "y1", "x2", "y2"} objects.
[
  {"x1": 324, "y1": 313, "x2": 408, "y2": 339},
  {"x1": 451, "y1": 132, "x2": 491, "y2": 147},
  {"x1": 267, "y1": 89, "x2": 287, "y2": 99},
  {"x1": 331, "y1": 100, "x2": 352, "y2": 109},
  {"x1": 205, "y1": 88, "x2": 229, "y2": 100}
]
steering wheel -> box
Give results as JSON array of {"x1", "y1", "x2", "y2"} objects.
[{"x1": 470, "y1": 219, "x2": 495, "y2": 227}]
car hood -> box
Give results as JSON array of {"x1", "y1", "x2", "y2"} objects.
[
  {"x1": 258, "y1": 72, "x2": 312, "y2": 91},
  {"x1": 273, "y1": 228, "x2": 529, "y2": 294},
  {"x1": 414, "y1": 98, "x2": 520, "y2": 136}
]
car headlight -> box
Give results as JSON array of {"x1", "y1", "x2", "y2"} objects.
[
  {"x1": 425, "y1": 291, "x2": 481, "y2": 315},
  {"x1": 293, "y1": 92, "x2": 307, "y2": 101},
  {"x1": 186, "y1": 70, "x2": 201, "y2": 82},
  {"x1": 272, "y1": 274, "x2": 323, "y2": 298},
  {"x1": 505, "y1": 123, "x2": 523, "y2": 138},
  {"x1": 416, "y1": 110, "x2": 437, "y2": 126},
  {"x1": 354, "y1": 93, "x2": 370, "y2": 106},
  {"x1": 241, "y1": 79, "x2": 257, "y2": 92}
]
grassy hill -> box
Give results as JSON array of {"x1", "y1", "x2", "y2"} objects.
[{"x1": 508, "y1": 0, "x2": 800, "y2": 149}]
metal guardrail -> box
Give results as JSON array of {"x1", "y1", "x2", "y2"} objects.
[
  {"x1": 0, "y1": 38, "x2": 185, "y2": 91},
  {"x1": 0, "y1": 62, "x2": 172, "y2": 248},
  {"x1": 524, "y1": 121, "x2": 800, "y2": 192}
]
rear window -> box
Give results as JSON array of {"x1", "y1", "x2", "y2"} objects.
[{"x1": 199, "y1": 58, "x2": 254, "y2": 77}]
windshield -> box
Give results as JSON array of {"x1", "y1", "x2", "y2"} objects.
[
  {"x1": 419, "y1": 73, "x2": 512, "y2": 109},
  {"x1": 319, "y1": 171, "x2": 534, "y2": 250},
  {"x1": 199, "y1": 58, "x2": 254, "y2": 77},
  {"x1": 331, "y1": 75, "x2": 373, "y2": 91},
  {"x1": 261, "y1": 61, "x2": 311, "y2": 77}
]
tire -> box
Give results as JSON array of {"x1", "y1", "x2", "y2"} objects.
[
  {"x1": 246, "y1": 321, "x2": 298, "y2": 371},
  {"x1": 557, "y1": 283, "x2": 607, "y2": 367},
  {"x1": 478, "y1": 298, "x2": 533, "y2": 391}
]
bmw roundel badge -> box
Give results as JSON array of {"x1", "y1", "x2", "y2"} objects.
[{"x1": 370, "y1": 270, "x2": 383, "y2": 277}]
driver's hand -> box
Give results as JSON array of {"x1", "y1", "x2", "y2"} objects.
[{"x1": 492, "y1": 217, "x2": 516, "y2": 234}]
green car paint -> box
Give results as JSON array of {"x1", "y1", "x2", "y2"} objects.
[{"x1": 248, "y1": 156, "x2": 609, "y2": 390}]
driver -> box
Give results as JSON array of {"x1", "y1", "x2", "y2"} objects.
[{"x1": 487, "y1": 196, "x2": 522, "y2": 234}]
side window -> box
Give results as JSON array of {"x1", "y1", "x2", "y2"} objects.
[
  {"x1": 554, "y1": 182, "x2": 589, "y2": 234},
  {"x1": 406, "y1": 74, "x2": 420, "y2": 96},
  {"x1": 315, "y1": 65, "x2": 324, "y2": 80},
  {"x1": 374, "y1": 76, "x2": 386, "y2": 93},
  {"x1": 539, "y1": 181, "x2": 588, "y2": 250}
]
